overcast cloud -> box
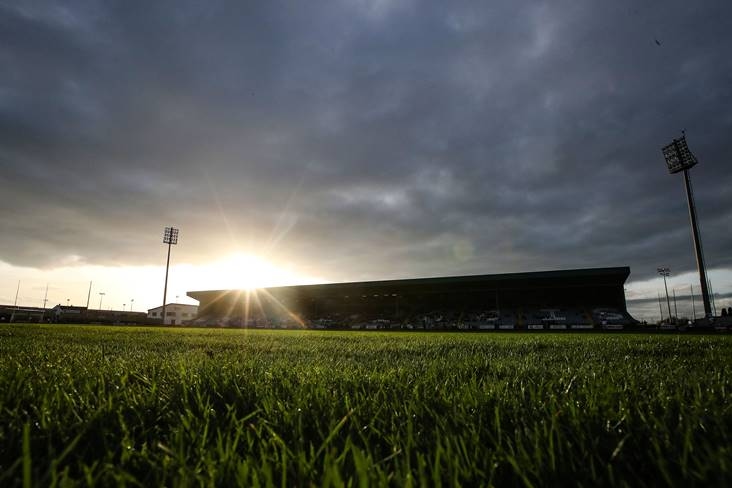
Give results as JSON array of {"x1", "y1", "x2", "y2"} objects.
[{"x1": 1, "y1": 0, "x2": 731, "y2": 287}]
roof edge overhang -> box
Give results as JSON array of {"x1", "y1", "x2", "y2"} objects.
[{"x1": 188, "y1": 266, "x2": 631, "y2": 299}]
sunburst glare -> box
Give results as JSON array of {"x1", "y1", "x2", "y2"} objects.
[{"x1": 195, "y1": 253, "x2": 307, "y2": 291}]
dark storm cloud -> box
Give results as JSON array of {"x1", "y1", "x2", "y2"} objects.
[{"x1": 1, "y1": 0, "x2": 731, "y2": 284}]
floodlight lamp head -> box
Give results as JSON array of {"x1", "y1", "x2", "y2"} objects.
[
  {"x1": 163, "y1": 226, "x2": 179, "y2": 245},
  {"x1": 656, "y1": 267, "x2": 670, "y2": 276},
  {"x1": 662, "y1": 135, "x2": 698, "y2": 174}
]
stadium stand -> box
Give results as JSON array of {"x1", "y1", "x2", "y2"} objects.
[{"x1": 188, "y1": 267, "x2": 638, "y2": 330}]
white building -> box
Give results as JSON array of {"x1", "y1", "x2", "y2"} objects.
[{"x1": 147, "y1": 303, "x2": 198, "y2": 325}]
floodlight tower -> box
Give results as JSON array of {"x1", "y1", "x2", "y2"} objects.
[
  {"x1": 41, "y1": 283, "x2": 49, "y2": 322},
  {"x1": 661, "y1": 133, "x2": 712, "y2": 317},
  {"x1": 161, "y1": 227, "x2": 179, "y2": 324},
  {"x1": 657, "y1": 267, "x2": 672, "y2": 321}
]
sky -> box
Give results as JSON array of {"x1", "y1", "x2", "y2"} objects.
[{"x1": 1, "y1": 0, "x2": 731, "y2": 321}]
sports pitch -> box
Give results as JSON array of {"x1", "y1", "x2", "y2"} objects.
[{"x1": 1, "y1": 324, "x2": 731, "y2": 486}]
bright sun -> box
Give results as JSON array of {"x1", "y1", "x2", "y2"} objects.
[{"x1": 204, "y1": 253, "x2": 303, "y2": 291}]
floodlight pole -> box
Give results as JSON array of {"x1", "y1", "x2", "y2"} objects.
[
  {"x1": 682, "y1": 168, "x2": 712, "y2": 317},
  {"x1": 657, "y1": 268, "x2": 672, "y2": 322},
  {"x1": 41, "y1": 283, "x2": 49, "y2": 323},
  {"x1": 708, "y1": 281, "x2": 717, "y2": 316},
  {"x1": 162, "y1": 238, "x2": 172, "y2": 323},
  {"x1": 662, "y1": 134, "x2": 712, "y2": 318},
  {"x1": 662, "y1": 274, "x2": 672, "y2": 321},
  {"x1": 10, "y1": 280, "x2": 19, "y2": 323},
  {"x1": 657, "y1": 292, "x2": 664, "y2": 322},
  {"x1": 161, "y1": 226, "x2": 179, "y2": 325}
]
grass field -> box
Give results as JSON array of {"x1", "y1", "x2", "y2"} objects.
[{"x1": 1, "y1": 324, "x2": 731, "y2": 487}]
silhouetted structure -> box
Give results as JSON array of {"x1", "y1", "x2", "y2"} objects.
[
  {"x1": 188, "y1": 267, "x2": 636, "y2": 330},
  {"x1": 662, "y1": 134, "x2": 712, "y2": 317},
  {"x1": 0, "y1": 304, "x2": 148, "y2": 324},
  {"x1": 161, "y1": 226, "x2": 179, "y2": 325}
]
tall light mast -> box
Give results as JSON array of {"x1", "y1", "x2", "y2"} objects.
[
  {"x1": 657, "y1": 267, "x2": 672, "y2": 321},
  {"x1": 162, "y1": 227, "x2": 179, "y2": 324},
  {"x1": 661, "y1": 133, "x2": 712, "y2": 318}
]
